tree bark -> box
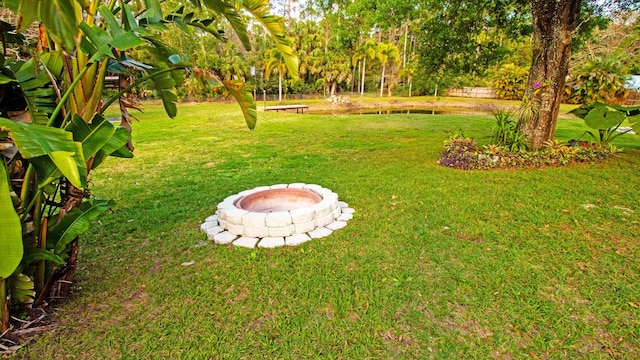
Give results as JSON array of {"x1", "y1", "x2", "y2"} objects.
[
  {"x1": 360, "y1": 57, "x2": 366, "y2": 96},
  {"x1": 517, "y1": 0, "x2": 583, "y2": 149},
  {"x1": 380, "y1": 64, "x2": 386, "y2": 97},
  {"x1": 278, "y1": 71, "x2": 283, "y2": 102},
  {"x1": 403, "y1": 23, "x2": 408, "y2": 68}
]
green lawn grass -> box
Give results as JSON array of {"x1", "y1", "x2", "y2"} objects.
[{"x1": 18, "y1": 101, "x2": 640, "y2": 359}]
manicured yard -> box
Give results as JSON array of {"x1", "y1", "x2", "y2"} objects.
[{"x1": 18, "y1": 101, "x2": 639, "y2": 358}]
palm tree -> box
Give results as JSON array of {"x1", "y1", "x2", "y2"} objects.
[
  {"x1": 377, "y1": 42, "x2": 400, "y2": 97},
  {"x1": 220, "y1": 42, "x2": 249, "y2": 81},
  {"x1": 293, "y1": 20, "x2": 324, "y2": 85},
  {"x1": 354, "y1": 40, "x2": 378, "y2": 96},
  {"x1": 324, "y1": 56, "x2": 352, "y2": 96},
  {"x1": 265, "y1": 48, "x2": 289, "y2": 101},
  {"x1": 399, "y1": 56, "x2": 418, "y2": 97}
]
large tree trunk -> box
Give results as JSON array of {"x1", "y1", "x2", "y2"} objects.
[{"x1": 517, "y1": 0, "x2": 583, "y2": 149}]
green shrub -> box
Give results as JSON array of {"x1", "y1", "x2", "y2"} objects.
[
  {"x1": 488, "y1": 109, "x2": 528, "y2": 151},
  {"x1": 564, "y1": 55, "x2": 629, "y2": 104},
  {"x1": 491, "y1": 64, "x2": 529, "y2": 100},
  {"x1": 438, "y1": 136, "x2": 618, "y2": 170}
]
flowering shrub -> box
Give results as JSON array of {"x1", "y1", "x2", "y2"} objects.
[{"x1": 437, "y1": 136, "x2": 618, "y2": 170}]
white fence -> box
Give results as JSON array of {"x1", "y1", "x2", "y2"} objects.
[{"x1": 448, "y1": 87, "x2": 497, "y2": 99}]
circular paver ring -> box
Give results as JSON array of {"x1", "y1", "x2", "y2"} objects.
[{"x1": 200, "y1": 184, "x2": 355, "y2": 248}]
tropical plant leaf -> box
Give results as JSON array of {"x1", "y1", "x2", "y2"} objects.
[
  {"x1": 192, "y1": 68, "x2": 223, "y2": 87},
  {"x1": 90, "y1": 127, "x2": 133, "y2": 169},
  {"x1": 0, "y1": 73, "x2": 15, "y2": 84},
  {"x1": 22, "y1": 248, "x2": 65, "y2": 267},
  {"x1": 38, "y1": 0, "x2": 81, "y2": 52},
  {"x1": 0, "y1": 161, "x2": 22, "y2": 279},
  {"x1": 10, "y1": 0, "x2": 37, "y2": 32},
  {"x1": 79, "y1": 22, "x2": 116, "y2": 60},
  {"x1": 9, "y1": 273, "x2": 35, "y2": 306},
  {"x1": 66, "y1": 114, "x2": 116, "y2": 159},
  {"x1": 223, "y1": 80, "x2": 257, "y2": 129},
  {"x1": 585, "y1": 104, "x2": 626, "y2": 130},
  {"x1": 610, "y1": 104, "x2": 640, "y2": 116},
  {"x1": 569, "y1": 103, "x2": 598, "y2": 120},
  {"x1": 98, "y1": 5, "x2": 146, "y2": 51},
  {"x1": 11, "y1": 52, "x2": 65, "y2": 124},
  {"x1": 141, "y1": 0, "x2": 164, "y2": 24},
  {"x1": 81, "y1": 62, "x2": 110, "y2": 121},
  {"x1": 201, "y1": 0, "x2": 251, "y2": 49},
  {"x1": 121, "y1": 3, "x2": 153, "y2": 37},
  {"x1": 0, "y1": 118, "x2": 86, "y2": 188},
  {"x1": 166, "y1": 5, "x2": 225, "y2": 42},
  {"x1": 627, "y1": 114, "x2": 640, "y2": 135},
  {"x1": 109, "y1": 144, "x2": 135, "y2": 158},
  {"x1": 100, "y1": 126, "x2": 133, "y2": 155},
  {"x1": 48, "y1": 199, "x2": 115, "y2": 255},
  {"x1": 48, "y1": 150, "x2": 83, "y2": 186},
  {"x1": 147, "y1": 71, "x2": 179, "y2": 118}
]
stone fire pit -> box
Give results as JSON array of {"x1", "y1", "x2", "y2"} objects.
[{"x1": 200, "y1": 184, "x2": 354, "y2": 248}]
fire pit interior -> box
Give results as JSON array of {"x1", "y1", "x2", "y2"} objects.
[
  {"x1": 200, "y1": 184, "x2": 354, "y2": 248},
  {"x1": 236, "y1": 188, "x2": 322, "y2": 213}
]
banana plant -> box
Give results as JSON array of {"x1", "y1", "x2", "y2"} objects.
[
  {"x1": 0, "y1": 0, "x2": 297, "y2": 335},
  {"x1": 0, "y1": 160, "x2": 21, "y2": 332}
]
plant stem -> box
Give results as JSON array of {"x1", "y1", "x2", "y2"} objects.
[
  {"x1": 47, "y1": 65, "x2": 92, "y2": 127},
  {"x1": 0, "y1": 278, "x2": 7, "y2": 333},
  {"x1": 34, "y1": 198, "x2": 46, "y2": 296},
  {"x1": 19, "y1": 164, "x2": 35, "y2": 210}
]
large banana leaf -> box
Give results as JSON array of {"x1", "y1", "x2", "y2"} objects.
[
  {"x1": 201, "y1": 0, "x2": 251, "y2": 49},
  {"x1": 91, "y1": 126, "x2": 133, "y2": 169},
  {"x1": 21, "y1": 248, "x2": 66, "y2": 267},
  {"x1": 78, "y1": 22, "x2": 117, "y2": 62},
  {"x1": 8, "y1": 0, "x2": 80, "y2": 53},
  {"x1": 66, "y1": 114, "x2": 115, "y2": 159},
  {"x1": 67, "y1": 113, "x2": 133, "y2": 169},
  {"x1": 197, "y1": 0, "x2": 298, "y2": 79},
  {"x1": 98, "y1": 5, "x2": 146, "y2": 51},
  {"x1": 609, "y1": 104, "x2": 640, "y2": 116},
  {"x1": 13, "y1": 53, "x2": 65, "y2": 125},
  {"x1": 192, "y1": 69, "x2": 257, "y2": 129},
  {"x1": 223, "y1": 80, "x2": 257, "y2": 130},
  {"x1": 0, "y1": 161, "x2": 22, "y2": 279},
  {"x1": 48, "y1": 199, "x2": 115, "y2": 255},
  {"x1": 166, "y1": 5, "x2": 225, "y2": 42},
  {"x1": 0, "y1": 118, "x2": 86, "y2": 189},
  {"x1": 147, "y1": 70, "x2": 180, "y2": 118}
]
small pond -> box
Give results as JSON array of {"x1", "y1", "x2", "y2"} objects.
[{"x1": 307, "y1": 107, "x2": 496, "y2": 116}]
